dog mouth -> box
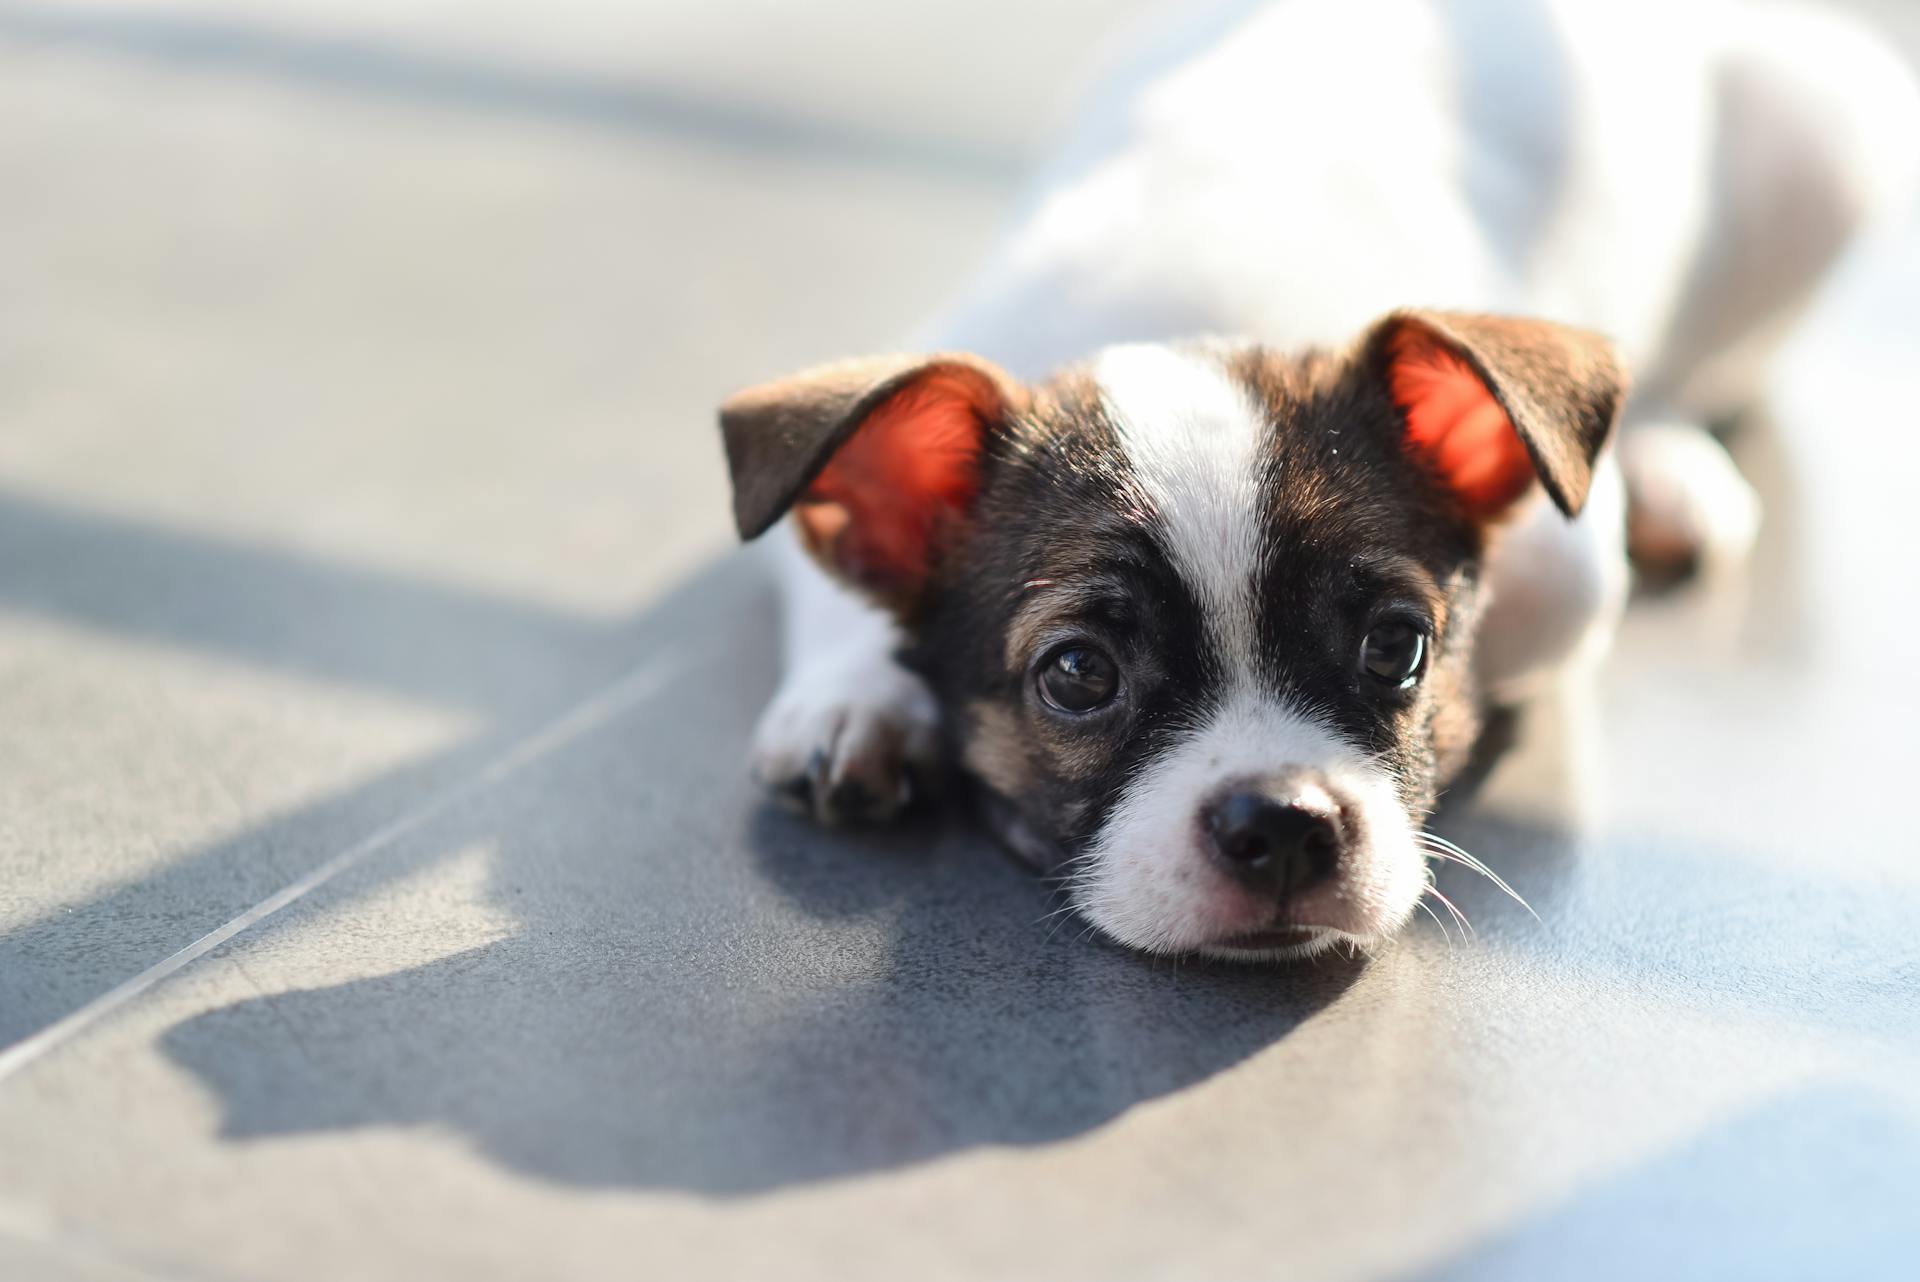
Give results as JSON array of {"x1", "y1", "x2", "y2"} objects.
[{"x1": 1209, "y1": 924, "x2": 1335, "y2": 954}]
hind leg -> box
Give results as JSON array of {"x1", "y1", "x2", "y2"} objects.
[
  {"x1": 1625, "y1": 5, "x2": 1919, "y2": 572},
  {"x1": 1618, "y1": 420, "x2": 1761, "y2": 579},
  {"x1": 1638, "y1": 2, "x2": 1919, "y2": 422}
]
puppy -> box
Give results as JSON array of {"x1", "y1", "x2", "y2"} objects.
[{"x1": 718, "y1": 0, "x2": 1920, "y2": 959}]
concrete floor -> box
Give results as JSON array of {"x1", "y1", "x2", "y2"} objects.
[{"x1": 3, "y1": 2, "x2": 1918, "y2": 1279}]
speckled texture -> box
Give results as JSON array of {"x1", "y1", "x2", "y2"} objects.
[{"x1": 2, "y1": 3, "x2": 1918, "y2": 1280}]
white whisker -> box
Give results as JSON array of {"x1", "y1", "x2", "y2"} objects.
[
  {"x1": 1426, "y1": 883, "x2": 1476, "y2": 939},
  {"x1": 1414, "y1": 895, "x2": 1455, "y2": 948},
  {"x1": 1418, "y1": 832, "x2": 1541, "y2": 921}
]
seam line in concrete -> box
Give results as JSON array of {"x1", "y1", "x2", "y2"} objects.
[{"x1": 0, "y1": 652, "x2": 684, "y2": 1085}]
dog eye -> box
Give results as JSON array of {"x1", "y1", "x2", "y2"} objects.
[
  {"x1": 1038, "y1": 645, "x2": 1119, "y2": 713},
  {"x1": 1361, "y1": 619, "x2": 1426, "y2": 688}
]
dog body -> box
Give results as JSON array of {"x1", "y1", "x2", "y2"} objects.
[{"x1": 725, "y1": 0, "x2": 1919, "y2": 958}]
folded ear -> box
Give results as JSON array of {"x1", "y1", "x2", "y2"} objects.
[
  {"x1": 719, "y1": 353, "x2": 1025, "y2": 606},
  {"x1": 1364, "y1": 310, "x2": 1626, "y2": 521}
]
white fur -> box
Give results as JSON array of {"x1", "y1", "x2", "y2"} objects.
[
  {"x1": 930, "y1": 0, "x2": 1919, "y2": 382},
  {"x1": 1477, "y1": 452, "x2": 1631, "y2": 702},
  {"x1": 1094, "y1": 344, "x2": 1268, "y2": 681},
  {"x1": 1619, "y1": 423, "x2": 1763, "y2": 574},
  {"x1": 751, "y1": 524, "x2": 940, "y2": 823},
  {"x1": 1077, "y1": 696, "x2": 1427, "y2": 957}
]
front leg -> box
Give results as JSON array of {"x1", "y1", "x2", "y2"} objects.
[
  {"x1": 1476, "y1": 452, "x2": 1632, "y2": 705},
  {"x1": 750, "y1": 522, "x2": 943, "y2": 825}
]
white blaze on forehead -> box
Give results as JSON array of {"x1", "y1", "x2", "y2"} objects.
[
  {"x1": 1093, "y1": 344, "x2": 1267, "y2": 680},
  {"x1": 1083, "y1": 347, "x2": 1426, "y2": 957}
]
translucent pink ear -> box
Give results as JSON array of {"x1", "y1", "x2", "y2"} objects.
[
  {"x1": 1368, "y1": 311, "x2": 1626, "y2": 521},
  {"x1": 719, "y1": 355, "x2": 1024, "y2": 607},
  {"x1": 791, "y1": 367, "x2": 1006, "y2": 599},
  {"x1": 1387, "y1": 327, "x2": 1539, "y2": 518}
]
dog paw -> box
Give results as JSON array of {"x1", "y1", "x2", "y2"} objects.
[
  {"x1": 749, "y1": 655, "x2": 942, "y2": 825},
  {"x1": 1620, "y1": 425, "x2": 1761, "y2": 579}
]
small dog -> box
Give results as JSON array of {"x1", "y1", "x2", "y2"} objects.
[{"x1": 717, "y1": 0, "x2": 1919, "y2": 959}]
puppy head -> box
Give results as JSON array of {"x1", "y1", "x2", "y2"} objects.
[{"x1": 720, "y1": 311, "x2": 1622, "y2": 959}]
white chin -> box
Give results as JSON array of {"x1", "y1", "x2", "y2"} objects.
[{"x1": 1192, "y1": 926, "x2": 1374, "y2": 963}]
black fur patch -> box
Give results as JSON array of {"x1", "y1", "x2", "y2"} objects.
[{"x1": 903, "y1": 346, "x2": 1498, "y2": 867}]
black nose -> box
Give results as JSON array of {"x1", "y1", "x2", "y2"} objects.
[{"x1": 1204, "y1": 778, "x2": 1344, "y2": 896}]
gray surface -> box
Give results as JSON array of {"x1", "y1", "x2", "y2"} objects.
[{"x1": 3, "y1": 2, "x2": 1919, "y2": 1280}]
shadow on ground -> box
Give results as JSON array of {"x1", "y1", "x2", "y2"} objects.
[
  {"x1": 144, "y1": 537, "x2": 1374, "y2": 1195},
  {"x1": 132, "y1": 474, "x2": 1915, "y2": 1197},
  {"x1": 160, "y1": 835, "x2": 1365, "y2": 1193},
  {"x1": 4, "y1": 490, "x2": 1370, "y2": 1195},
  {"x1": 157, "y1": 633, "x2": 1917, "y2": 1198},
  {"x1": 24, "y1": 419, "x2": 1912, "y2": 1199},
  {"x1": 0, "y1": 487, "x2": 751, "y2": 1045}
]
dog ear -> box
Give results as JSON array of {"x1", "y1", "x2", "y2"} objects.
[
  {"x1": 719, "y1": 353, "x2": 1025, "y2": 606},
  {"x1": 1363, "y1": 310, "x2": 1626, "y2": 520}
]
